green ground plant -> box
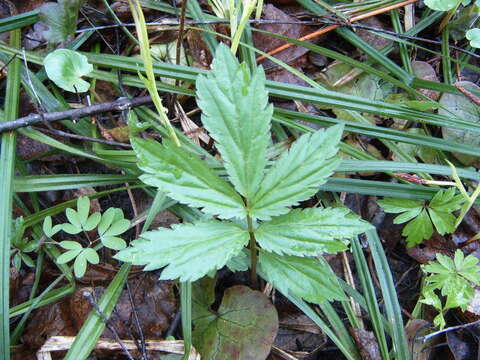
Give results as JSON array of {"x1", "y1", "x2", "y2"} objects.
[
  {"x1": 421, "y1": 249, "x2": 480, "y2": 329},
  {"x1": 115, "y1": 43, "x2": 373, "y2": 303},
  {"x1": 378, "y1": 188, "x2": 464, "y2": 247},
  {"x1": 43, "y1": 196, "x2": 130, "y2": 278}
]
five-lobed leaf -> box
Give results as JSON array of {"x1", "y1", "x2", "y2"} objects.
[
  {"x1": 196, "y1": 43, "x2": 272, "y2": 200},
  {"x1": 249, "y1": 125, "x2": 344, "y2": 220},
  {"x1": 258, "y1": 250, "x2": 347, "y2": 303},
  {"x1": 422, "y1": 250, "x2": 480, "y2": 320},
  {"x1": 132, "y1": 137, "x2": 246, "y2": 219},
  {"x1": 378, "y1": 188, "x2": 463, "y2": 246},
  {"x1": 114, "y1": 220, "x2": 249, "y2": 281},
  {"x1": 255, "y1": 207, "x2": 372, "y2": 256}
]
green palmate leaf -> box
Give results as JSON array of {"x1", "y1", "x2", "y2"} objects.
[
  {"x1": 44, "y1": 49, "x2": 93, "y2": 92},
  {"x1": 132, "y1": 137, "x2": 246, "y2": 219},
  {"x1": 429, "y1": 188, "x2": 464, "y2": 234},
  {"x1": 196, "y1": 43, "x2": 272, "y2": 199},
  {"x1": 378, "y1": 188, "x2": 463, "y2": 246},
  {"x1": 114, "y1": 221, "x2": 249, "y2": 281},
  {"x1": 258, "y1": 250, "x2": 346, "y2": 303},
  {"x1": 255, "y1": 207, "x2": 372, "y2": 256},
  {"x1": 250, "y1": 125, "x2": 344, "y2": 220},
  {"x1": 39, "y1": 0, "x2": 85, "y2": 43},
  {"x1": 421, "y1": 250, "x2": 480, "y2": 328}
]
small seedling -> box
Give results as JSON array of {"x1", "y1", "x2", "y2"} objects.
[
  {"x1": 115, "y1": 44, "x2": 372, "y2": 304},
  {"x1": 43, "y1": 196, "x2": 130, "y2": 278},
  {"x1": 421, "y1": 250, "x2": 480, "y2": 329},
  {"x1": 11, "y1": 218, "x2": 37, "y2": 270}
]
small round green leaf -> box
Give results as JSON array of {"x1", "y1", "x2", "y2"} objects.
[
  {"x1": 466, "y1": 28, "x2": 480, "y2": 48},
  {"x1": 44, "y1": 49, "x2": 93, "y2": 93},
  {"x1": 424, "y1": 0, "x2": 459, "y2": 10}
]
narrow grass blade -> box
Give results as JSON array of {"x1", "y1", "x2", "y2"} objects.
[
  {"x1": 297, "y1": 0, "x2": 413, "y2": 84},
  {"x1": 287, "y1": 296, "x2": 361, "y2": 360},
  {"x1": 14, "y1": 174, "x2": 138, "y2": 192},
  {"x1": 351, "y1": 237, "x2": 390, "y2": 360},
  {"x1": 366, "y1": 229, "x2": 410, "y2": 360},
  {"x1": 0, "y1": 29, "x2": 21, "y2": 360},
  {"x1": 0, "y1": 10, "x2": 39, "y2": 33},
  {"x1": 181, "y1": 282, "x2": 192, "y2": 360}
]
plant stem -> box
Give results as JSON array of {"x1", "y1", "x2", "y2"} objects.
[{"x1": 246, "y1": 214, "x2": 258, "y2": 289}]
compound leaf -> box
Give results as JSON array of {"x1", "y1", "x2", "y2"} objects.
[
  {"x1": 114, "y1": 220, "x2": 249, "y2": 281},
  {"x1": 44, "y1": 49, "x2": 93, "y2": 93},
  {"x1": 132, "y1": 137, "x2": 246, "y2": 219},
  {"x1": 258, "y1": 250, "x2": 346, "y2": 303},
  {"x1": 422, "y1": 250, "x2": 480, "y2": 320},
  {"x1": 196, "y1": 43, "x2": 272, "y2": 200},
  {"x1": 378, "y1": 188, "x2": 463, "y2": 247},
  {"x1": 255, "y1": 207, "x2": 372, "y2": 256},
  {"x1": 250, "y1": 125, "x2": 344, "y2": 220}
]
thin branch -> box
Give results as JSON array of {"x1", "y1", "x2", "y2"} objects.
[
  {"x1": 35, "y1": 127, "x2": 132, "y2": 148},
  {"x1": 416, "y1": 319, "x2": 480, "y2": 343},
  {"x1": 0, "y1": 96, "x2": 153, "y2": 134}
]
